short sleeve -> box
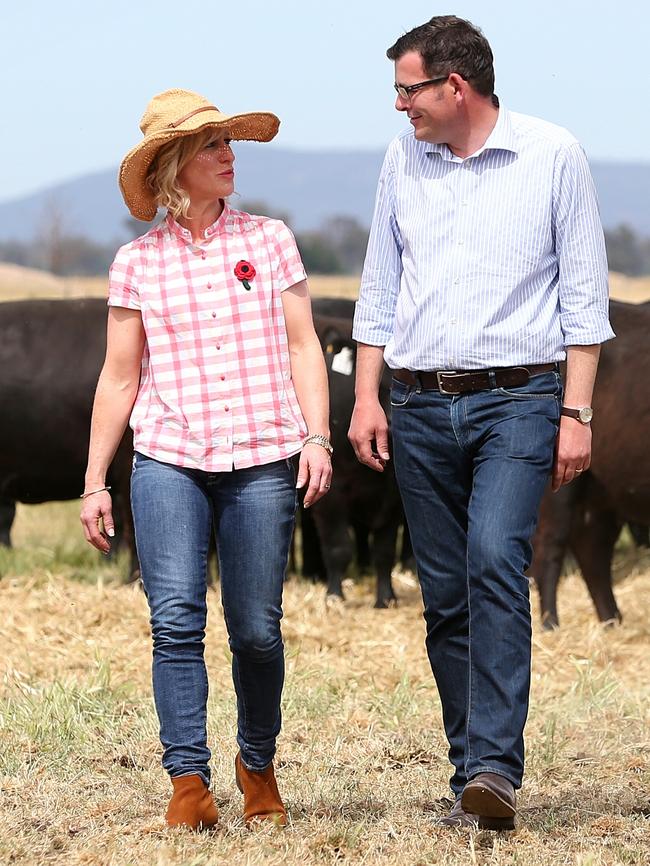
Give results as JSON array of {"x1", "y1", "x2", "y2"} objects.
[
  {"x1": 108, "y1": 243, "x2": 141, "y2": 310},
  {"x1": 268, "y1": 221, "x2": 307, "y2": 292}
]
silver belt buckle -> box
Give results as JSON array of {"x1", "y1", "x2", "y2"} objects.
[{"x1": 436, "y1": 370, "x2": 457, "y2": 393}]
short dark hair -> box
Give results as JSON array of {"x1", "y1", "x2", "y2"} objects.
[{"x1": 387, "y1": 15, "x2": 495, "y2": 97}]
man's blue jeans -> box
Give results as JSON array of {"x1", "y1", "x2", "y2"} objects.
[
  {"x1": 390, "y1": 370, "x2": 561, "y2": 797},
  {"x1": 130, "y1": 452, "x2": 297, "y2": 784}
]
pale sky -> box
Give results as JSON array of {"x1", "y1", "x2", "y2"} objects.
[{"x1": 2, "y1": 0, "x2": 648, "y2": 202}]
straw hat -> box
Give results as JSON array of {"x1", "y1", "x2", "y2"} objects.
[{"x1": 119, "y1": 88, "x2": 280, "y2": 221}]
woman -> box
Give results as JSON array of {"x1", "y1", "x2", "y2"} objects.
[{"x1": 80, "y1": 89, "x2": 332, "y2": 830}]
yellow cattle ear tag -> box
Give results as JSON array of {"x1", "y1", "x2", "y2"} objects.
[{"x1": 331, "y1": 346, "x2": 354, "y2": 376}]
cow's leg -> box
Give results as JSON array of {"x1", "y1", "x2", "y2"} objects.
[
  {"x1": 569, "y1": 506, "x2": 622, "y2": 624},
  {"x1": 371, "y1": 521, "x2": 399, "y2": 609},
  {"x1": 628, "y1": 522, "x2": 650, "y2": 549},
  {"x1": 352, "y1": 519, "x2": 372, "y2": 575},
  {"x1": 0, "y1": 497, "x2": 16, "y2": 547},
  {"x1": 111, "y1": 486, "x2": 140, "y2": 583},
  {"x1": 299, "y1": 502, "x2": 326, "y2": 582},
  {"x1": 109, "y1": 440, "x2": 140, "y2": 582},
  {"x1": 399, "y1": 518, "x2": 416, "y2": 573},
  {"x1": 323, "y1": 526, "x2": 354, "y2": 600},
  {"x1": 529, "y1": 482, "x2": 578, "y2": 629},
  {"x1": 312, "y1": 508, "x2": 354, "y2": 600}
]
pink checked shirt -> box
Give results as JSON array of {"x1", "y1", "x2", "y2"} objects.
[{"x1": 108, "y1": 204, "x2": 308, "y2": 471}]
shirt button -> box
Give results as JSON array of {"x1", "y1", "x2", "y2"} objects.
[
  {"x1": 216, "y1": 344, "x2": 221, "y2": 350},
  {"x1": 220, "y1": 375, "x2": 225, "y2": 381},
  {"x1": 224, "y1": 406, "x2": 229, "y2": 412},
  {"x1": 212, "y1": 312, "x2": 216, "y2": 318},
  {"x1": 207, "y1": 283, "x2": 212, "y2": 289}
]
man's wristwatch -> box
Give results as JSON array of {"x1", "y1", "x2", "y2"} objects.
[
  {"x1": 303, "y1": 433, "x2": 333, "y2": 455},
  {"x1": 561, "y1": 406, "x2": 594, "y2": 424}
]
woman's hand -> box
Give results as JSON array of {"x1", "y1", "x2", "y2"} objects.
[
  {"x1": 80, "y1": 490, "x2": 115, "y2": 554},
  {"x1": 81, "y1": 307, "x2": 144, "y2": 554},
  {"x1": 281, "y1": 283, "x2": 331, "y2": 508},
  {"x1": 296, "y1": 443, "x2": 333, "y2": 508}
]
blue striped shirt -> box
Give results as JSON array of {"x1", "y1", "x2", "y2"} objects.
[{"x1": 353, "y1": 107, "x2": 615, "y2": 370}]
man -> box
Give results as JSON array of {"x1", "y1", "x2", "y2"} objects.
[{"x1": 349, "y1": 15, "x2": 613, "y2": 830}]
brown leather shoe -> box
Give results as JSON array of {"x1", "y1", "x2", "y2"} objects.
[
  {"x1": 235, "y1": 752, "x2": 287, "y2": 828},
  {"x1": 165, "y1": 774, "x2": 219, "y2": 830},
  {"x1": 461, "y1": 772, "x2": 516, "y2": 831},
  {"x1": 435, "y1": 797, "x2": 479, "y2": 828}
]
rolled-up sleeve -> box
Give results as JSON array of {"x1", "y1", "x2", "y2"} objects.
[
  {"x1": 553, "y1": 142, "x2": 615, "y2": 345},
  {"x1": 353, "y1": 148, "x2": 403, "y2": 346}
]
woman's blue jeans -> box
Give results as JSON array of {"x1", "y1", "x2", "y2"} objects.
[
  {"x1": 390, "y1": 370, "x2": 561, "y2": 797},
  {"x1": 130, "y1": 452, "x2": 297, "y2": 784}
]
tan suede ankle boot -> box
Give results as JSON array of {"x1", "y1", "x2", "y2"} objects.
[
  {"x1": 235, "y1": 752, "x2": 287, "y2": 828},
  {"x1": 165, "y1": 774, "x2": 219, "y2": 830}
]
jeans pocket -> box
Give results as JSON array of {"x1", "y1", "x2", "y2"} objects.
[
  {"x1": 391, "y1": 378, "x2": 415, "y2": 407},
  {"x1": 496, "y1": 371, "x2": 562, "y2": 400}
]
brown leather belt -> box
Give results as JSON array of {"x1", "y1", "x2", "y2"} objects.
[{"x1": 393, "y1": 363, "x2": 557, "y2": 395}]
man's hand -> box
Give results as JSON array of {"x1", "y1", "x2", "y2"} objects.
[
  {"x1": 554, "y1": 344, "x2": 600, "y2": 491},
  {"x1": 348, "y1": 397, "x2": 390, "y2": 472},
  {"x1": 552, "y1": 416, "x2": 592, "y2": 491}
]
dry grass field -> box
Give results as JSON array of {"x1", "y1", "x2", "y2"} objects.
[
  {"x1": 1, "y1": 262, "x2": 649, "y2": 304},
  {"x1": 0, "y1": 504, "x2": 649, "y2": 866}
]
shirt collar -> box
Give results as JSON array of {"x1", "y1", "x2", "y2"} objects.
[
  {"x1": 425, "y1": 106, "x2": 518, "y2": 162},
  {"x1": 165, "y1": 200, "x2": 235, "y2": 243}
]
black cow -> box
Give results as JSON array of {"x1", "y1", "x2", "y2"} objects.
[
  {"x1": 309, "y1": 339, "x2": 403, "y2": 608},
  {"x1": 0, "y1": 298, "x2": 136, "y2": 575},
  {"x1": 530, "y1": 300, "x2": 650, "y2": 627},
  {"x1": 311, "y1": 297, "x2": 355, "y2": 350},
  {"x1": 311, "y1": 297, "x2": 356, "y2": 320},
  {"x1": 297, "y1": 299, "x2": 357, "y2": 583}
]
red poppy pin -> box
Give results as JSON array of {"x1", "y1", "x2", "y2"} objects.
[{"x1": 234, "y1": 260, "x2": 256, "y2": 290}]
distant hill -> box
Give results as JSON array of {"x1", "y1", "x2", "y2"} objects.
[{"x1": 0, "y1": 145, "x2": 648, "y2": 243}]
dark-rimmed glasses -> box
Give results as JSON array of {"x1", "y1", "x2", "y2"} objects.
[{"x1": 394, "y1": 75, "x2": 449, "y2": 100}]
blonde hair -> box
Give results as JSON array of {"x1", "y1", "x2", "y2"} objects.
[{"x1": 146, "y1": 128, "x2": 219, "y2": 220}]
